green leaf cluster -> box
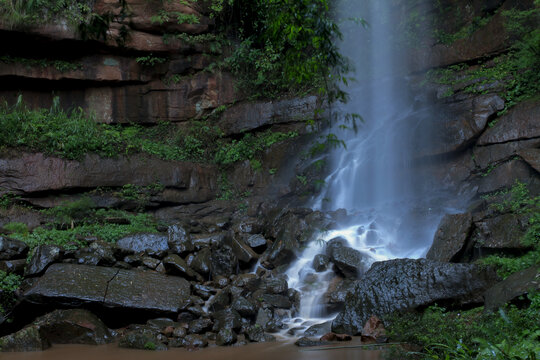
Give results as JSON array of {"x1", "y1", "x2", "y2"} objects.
[
  {"x1": 387, "y1": 297, "x2": 540, "y2": 359},
  {"x1": 8, "y1": 207, "x2": 159, "y2": 252},
  {"x1": 0, "y1": 271, "x2": 22, "y2": 316},
  {"x1": 220, "y1": 0, "x2": 349, "y2": 100}
]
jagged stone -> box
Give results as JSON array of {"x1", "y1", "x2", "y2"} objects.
[
  {"x1": 167, "y1": 225, "x2": 193, "y2": 255},
  {"x1": 0, "y1": 237, "x2": 28, "y2": 260},
  {"x1": 216, "y1": 328, "x2": 237, "y2": 346},
  {"x1": 427, "y1": 213, "x2": 473, "y2": 262},
  {"x1": 25, "y1": 245, "x2": 62, "y2": 277},
  {"x1": 484, "y1": 266, "x2": 540, "y2": 311},
  {"x1": 116, "y1": 234, "x2": 169, "y2": 257},
  {"x1": 162, "y1": 254, "x2": 203, "y2": 281}
]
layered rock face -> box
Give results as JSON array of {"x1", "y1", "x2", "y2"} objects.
[{"x1": 0, "y1": 0, "x2": 317, "y2": 215}]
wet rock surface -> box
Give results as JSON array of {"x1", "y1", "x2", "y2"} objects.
[
  {"x1": 484, "y1": 266, "x2": 540, "y2": 311},
  {"x1": 0, "y1": 309, "x2": 113, "y2": 352},
  {"x1": 25, "y1": 245, "x2": 63, "y2": 277},
  {"x1": 427, "y1": 213, "x2": 473, "y2": 262},
  {"x1": 332, "y1": 259, "x2": 499, "y2": 335},
  {"x1": 23, "y1": 264, "x2": 191, "y2": 314},
  {"x1": 0, "y1": 237, "x2": 28, "y2": 261}
]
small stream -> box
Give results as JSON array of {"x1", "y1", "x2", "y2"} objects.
[{"x1": 0, "y1": 341, "x2": 383, "y2": 360}]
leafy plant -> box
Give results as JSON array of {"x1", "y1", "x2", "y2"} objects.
[
  {"x1": 0, "y1": 270, "x2": 22, "y2": 316},
  {"x1": 2, "y1": 222, "x2": 29, "y2": 235},
  {"x1": 135, "y1": 54, "x2": 167, "y2": 67},
  {"x1": 387, "y1": 296, "x2": 540, "y2": 359}
]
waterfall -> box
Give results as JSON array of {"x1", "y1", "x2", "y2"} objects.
[{"x1": 284, "y1": 0, "x2": 448, "y2": 328}]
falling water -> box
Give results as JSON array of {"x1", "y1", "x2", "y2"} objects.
[{"x1": 284, "y1": 0, "x2": 448, "y2": 328}]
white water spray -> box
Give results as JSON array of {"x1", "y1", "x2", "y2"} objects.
[{"x1": 284, "y1": 0, "x2": 446, "y2": 328}]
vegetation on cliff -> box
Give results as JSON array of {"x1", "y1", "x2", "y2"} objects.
[{"x1": 0, "y1": 96, "x2": 297, "y2": 165}]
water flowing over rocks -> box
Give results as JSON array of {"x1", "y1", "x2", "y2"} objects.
[
  {"x1": 331, "y1": 259, "x2": 499, "y2": 335},
  {"x1": 0, "y1": 0, "x2": 539, "y2": 354}
]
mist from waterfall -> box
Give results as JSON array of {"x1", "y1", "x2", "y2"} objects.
[{"x1": 284, "y1": 0, "x2": 449, "y2": 324}]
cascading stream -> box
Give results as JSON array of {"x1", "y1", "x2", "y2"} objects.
[{"x1": 282, "y1": 0, "x2": 446, "y2": 333}]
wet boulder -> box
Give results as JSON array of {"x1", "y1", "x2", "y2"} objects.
[
  {"x1": 245, "y1": 325, "x2": 275, "y2": 343},
  {"x1": 260, "y1": 276, "x2": 288, "y2": 294},
  {"x1": 23, "y1": 264, "x2": 191, "y2": 314},
  {"x1": 244, "y1": 234, "x2": 267, "y2": 252},
  {"x1": 192, "y1": 233, "x2": 226, "y2": 250},
  {"x1": 324, "y1": 237, "x2": 348, "y2": 258},
  {"x1": 427, "y1": 213, "x2": 473, "y2": 262},
  {"x1": 261, "y1": 294, "x2": 292, "y2": 309},
  {"x1": 304, "y1": 321, "x2": 332, "y2": 337},
  {"x1": 162, "y1": 254, "x2": 203, "y2": 281},
  {"x1": 0, "y1": 309, "x2": 113, "y2": 352},
  {"x1": 24, "y1": 245, "x2": 62, "y2": 277},
  {"x1": 212, "y1": 309, "x2": 242, "y2": 332},
  {"x1": 328, "y1": 246, "x2": 371, "y2": 278},
  {"x1": 119, "y1": 327, "x2": 167, "y2": 351},
  {"x1": 332, "y1": 259, "x2": 499, "y2": 335},
  {"x1": 0, "y1": 325, "x2": 50, "y2": 352},
  {"x1": 484, "y1": 266, "x2": 540, "y2": 311},
  {"x1": 227, "y1": 233, "x2": 259, "y2": 265},
  {"x1": 325, "y1": 277, "x2": 356, "y2": 306},
  {"x1": 0, "y1": 259, "x2": 26, "y2": 274},
  {"x1": 193, "y1": 284, "x2": 216, "y2": 300},
  {"x1": 182, "y1": 334, "x2": 208, "y2": 348},
  {"x1": 117, "y1": 233, "x2": 169, "y2": 257},
  {"x1": 34, "y1": 309, "x2": 113, "y2": 345},
  {"x1": 313, "y1": 254, "x2": 330, "y2": 272},
  {"x1": 216, "y1": 328, "x2": 237, "y2": 346},
  {"x1": 208, "y1": 287, "x2": 230, "y2": 312},
  {"x1": 190, "y1": 248, "x2": 212, "y2": 275},
  {"x1": 167, "y1": 224, "x2": 193, "y2": 254},
  {"x1": 210, "y1": 245, "x2": 238, "y2": 278},
  {"x1": 472, "y1": 213, "x2": 530, "y2": 250},
  {"x1": 0, "y1": 237, "x2": 28, "y2": 260},
  {"x1": 294, "y1": 337, "x2": 328, "y2": 347},
  {"x1": 232, "y1": 296, "x2": 257, "y2": 317},
  {"x1": 74, "y1": 241, "x2": 116, "y2": 266},
  {"x1": 188, "y1": 318, "x2": 213, "y2": 334}
]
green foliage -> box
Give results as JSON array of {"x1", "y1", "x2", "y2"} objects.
[
  {"x1": 2, "y1": 222, "x2": 29, "y2": 235},
  {"x1": 427, "y1": 4, "x2": 540, "y2": 112},
  {"x1": 214, "y1": 130, "x2": 298, "y2": 166},
  {"x1": 220, "y1": 0, "x2": 350, "y2": 101},
  {"x1": 0, "y1": 270, "x2": 22, "y2": 316},
  {"x1": 143, "y1": 341, "x2": 157, "y2": 351},
  {"x1": 150, "y1": 9, "x2": 199, "y2": 25},
  {"x1": 0, "y1": 0, "x2": 92, "y2": 27},
  {"x1": 216, "y1": 173, "x2": 233, "y2": 200},
  {"x1": 433, "y1": 15, "x2": 492, "y2": 45},
  {"x1": 135, "y1": 54, "x2": 167, "y2": 67},
  {"x1": 45, "y1": 197, "x2": 96, "y2": 226},
  {"x1": 0, "y1": 55, "x2": 82, "y2": 72},
  {"x1": 0, "y1": 193, "x2": 16, "y2": 209},
  {"x1": 0, "y1": 98, "x2": 298, "y2": 168},
  {"x1": 10, "y1": 209, "x2": 158, "y2": 251},
  {"x1": 387, "y1": 297, "x2": 540, "y2": 359}
]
